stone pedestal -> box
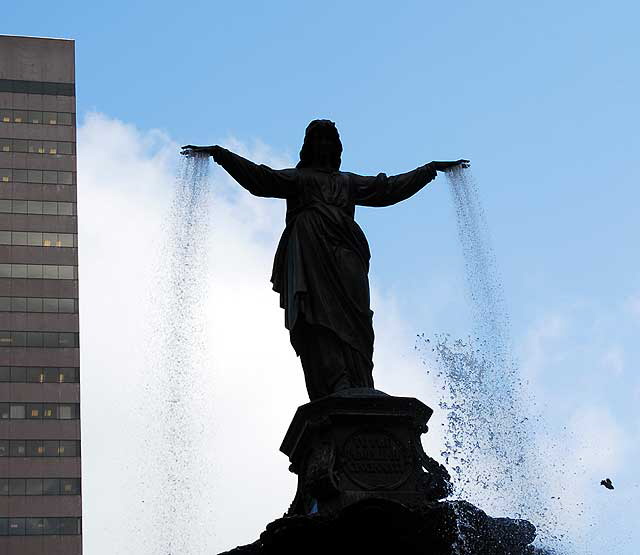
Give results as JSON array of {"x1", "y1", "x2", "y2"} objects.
[
  {"x1": 280, "y1": 388, "x2": 451, "y2": 516},
  {"x1": 218, "y1": 389, "x2": 538, "y2": 555}
]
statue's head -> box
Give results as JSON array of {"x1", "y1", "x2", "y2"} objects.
[{"x1": 297, "y1": 119, "x2": 342, "y2": 171}]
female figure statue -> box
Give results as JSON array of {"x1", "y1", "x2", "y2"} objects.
[{"x1": 182, "y1": 120, "x2": 468, "y2": 400}]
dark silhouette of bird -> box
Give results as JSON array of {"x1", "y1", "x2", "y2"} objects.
[{"x1": 600, "y1": 478, "x2": 614, "y2": 490}]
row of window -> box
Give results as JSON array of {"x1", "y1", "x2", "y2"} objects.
[
  {"x1": 0, "y1": 199, "x2": 76, "y2": 215},
  {"x1": 0, "y1": 403, "x2": 79, "y2": 420},
  {"x1": 0, "y1": 517, "x2": 81, "y2": 536},
  {"x1": 0, "y1": 366, "x2": 79, "y2": 383},
  {"x1": 0, "y1": 297, "x2": 77, "y2": 313},
  {"x1": 1, "y1": 478, "x2": 79, "y2": 497},
  {"x1": 1, "y1": 138, "x2": 75, "y2": 156},
  {"x1": 1, "y1": 109, "x2": 74, "y2": 126},
  {"x1": 1, "y1": 478, "x2": 80, "y2": 496},
  {"x1": 0, "y1": 331, "x2": 79, "y2": 348},
  {"x1": 0, "y1": 79, "x2": 75, "y2": 97},
  {"x1": 0, "y1": 169, "x2": 76, "y2": 185},
  {"x1": 0, "y1": 230, "x2": 77, "y2": 248},
  {"x1": 0, "y1": 264, "x2": 77, "y2": 280},
  {"x1": 0, "y1": 440, "x2": 80, "y2": 458}
]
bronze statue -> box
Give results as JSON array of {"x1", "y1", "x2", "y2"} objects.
[{"x1": 182, "y1": 120, "x2": 468, "y2": 401}]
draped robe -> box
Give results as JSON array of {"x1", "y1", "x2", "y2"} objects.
[{"x1": 215, "y1": 148, "x2": 437, "y2": 398}]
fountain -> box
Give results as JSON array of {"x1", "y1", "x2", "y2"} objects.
[{"x1": 179, "y1": 121, "x2": 539, "y2": 554}]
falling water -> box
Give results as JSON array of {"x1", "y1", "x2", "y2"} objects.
[
  {"x1": 144, "y1": 153, "x2": 214, "y2": 555},
  {"x1": 421, "y1": 167, "x2": 558, "y2": 549}
]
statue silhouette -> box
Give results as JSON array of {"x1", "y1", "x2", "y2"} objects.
[{"x1": 183, "y1": 120, "x2": 468, "y2": 400}]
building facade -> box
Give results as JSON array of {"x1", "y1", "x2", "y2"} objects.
[{"x1": 0, "y1": 36, "x2": 81, "y2": 555}]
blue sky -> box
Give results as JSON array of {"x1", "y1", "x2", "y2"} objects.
[{"x1": 5, "y1": 1, "x2": 640, "y2": 553}]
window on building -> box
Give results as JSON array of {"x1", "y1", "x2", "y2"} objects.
[
  {"x1": 44, "y1": 367, "x2": 59, "y2": 382},
  {"x1": 10, "y1": 441, "x2": 26, "y2": 457},
  {"x1": 25, "y1": 479, "x2": 43, "y2": 495},
  {"x1": 13, "y1": 139, "x2": 28, "y2": 152},
  {"x1": 27, "y1": 367, "x2": 44, "y2": 382},
  {"x1": 43, "y1": 479, "x2": 59, "y2": 495},
  {"x1": 0, "y1": 199, "x2": 77, "y2": 215},
  {"x1": 9, "y1": 479, "x2": 25, "y2": 495},
  {"x1": 27, "y1": 111, "x2": 42, "y2": 124},
  {"x1": 13, "y1": 169, "x2": 27, "y2": 182},
  {"x1": 10, "y1": 405, "x2": 25, "y2": 419},
  {"x1": 0, "y1": 231, "x2": 78, "y2": 247},
  {"x1": 0, "y1": 139, "x2": 75, "y2": 155},
  {"x1": 11, "y1": 367, "x2": 26, "y2": 381},
  {"x1": 61, "y1": 478, "x2": 80, "y2": 495},
  {"x1": 12, "y1": 331, "x2": 26, "y2": 346},
  {"x1": 0, "y1": 107, "x2": 74, "y2": 125},
  {"x1": 26, "y1": 518, "x2": 44, "y2": 536},
  {"x1": 58, "y1": 112, "x2": 73, "y2": 125},
  {"x1": 0, "y1": 366, "x2": 79, "y2": 383},
  {"x1": 28, "y1": 169, "x2": 43, "y2": 183},
  {"x1": 13, "y1": 231, "x2": 27, "y2": 245},
  {"x1": 59, "y1": 440, "x2": 78, "y2": 457},
  {"x1": 27, "y1": 297, "x2": 43, "y2": 312},
  {"x1": 0, "y1": 517, "x2": 82, "y2": 536},
  {"x1": 27, "y1": 441, "x2": 44, "y2": 457},
  {"x1": 27, "y1": 332, "x2": 44, "y2": 347},
  {"x1": 13, "y1": 200, "x2": 28, "y2": 213},
  {"x1": 0, "y1": 169, "x2": 76, "y2": 184},
  {"x1": 8, "y1": 518, "x2": 25, "y2": 535},
  {"x1": 0, "y1": 403, "x2": 78, "y2": 419},
  {"x1": 0, "y1": 264, "x2": 77, "y2": 280},
  {"x1": 44, "y1": 441, "x2": 59, "y2": 457},
  {"x1": 27, "y1": 403, "x2": 42, "y2": 419}
]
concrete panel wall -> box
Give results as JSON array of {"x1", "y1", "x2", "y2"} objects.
[
  {"x1": 0, "y1": 496, "x2": 81, "y2": 517},
  {"x1": 0, "y1": 458, "x2": 81, "y2": 478},
  {"x1": 0, "y1": 385, "x2": 80, "y2": 404},
  {"x1": 0, "y1": 536, "x2": 82, "y2": 555},
  {"x1": 0, "y1": 37, "x2": 75, "y2": 83}
]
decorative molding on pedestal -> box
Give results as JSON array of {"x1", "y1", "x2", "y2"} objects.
[{"x1": 280, "y1": 388, "x2": 452, "y2": 516}]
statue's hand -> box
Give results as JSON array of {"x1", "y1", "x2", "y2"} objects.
[
  {"x1": 430, "y1": 159, "x2": 470, "y2": 172},
  {"x1": 180, "y1": 145, "x2": 223, "y2": 161}
]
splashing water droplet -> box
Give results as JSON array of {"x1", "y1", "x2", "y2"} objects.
[{"x1": 417, "y1": 167, "x2": 562, "y2": 551}]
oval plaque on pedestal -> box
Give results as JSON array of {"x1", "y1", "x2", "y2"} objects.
[{"x1": 341, "y1": 429, "x2": 411, "y2": 490}]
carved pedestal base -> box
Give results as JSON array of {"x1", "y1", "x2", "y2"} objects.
[{"x1": 280, "y1": 388, "x2": 451, "y2": 515}]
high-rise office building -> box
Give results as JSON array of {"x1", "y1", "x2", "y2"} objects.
[{"x1": 0, "y1": 36, "x2": 82, "y2": 555}]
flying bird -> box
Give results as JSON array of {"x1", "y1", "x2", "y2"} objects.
[{"x1": 600, "y1": 478, "x2": 614, "y2": 490}]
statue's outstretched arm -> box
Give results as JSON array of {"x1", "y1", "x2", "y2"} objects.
[
  {"x1": 181, "y1": 145, "x2": 296, "y2": 199},
  {"x1": 352, "y1": 159, "x2": 469, "y2": 207}
]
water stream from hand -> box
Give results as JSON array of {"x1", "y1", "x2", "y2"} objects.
[
  {"x1": 421, "y1": 167, "x2": 560, "y2": 551},
  {"x1": 145, "y1": 153, "x2": 213, "y2": 555}
]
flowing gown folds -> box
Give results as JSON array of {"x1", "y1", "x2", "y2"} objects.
[{"x1": 215, "y1": 148, "x2": 437, "y2": 394}]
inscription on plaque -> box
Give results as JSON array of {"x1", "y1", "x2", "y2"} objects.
[{"x1": 342, "y1": 430, "x2": 410, "y2": 489}]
